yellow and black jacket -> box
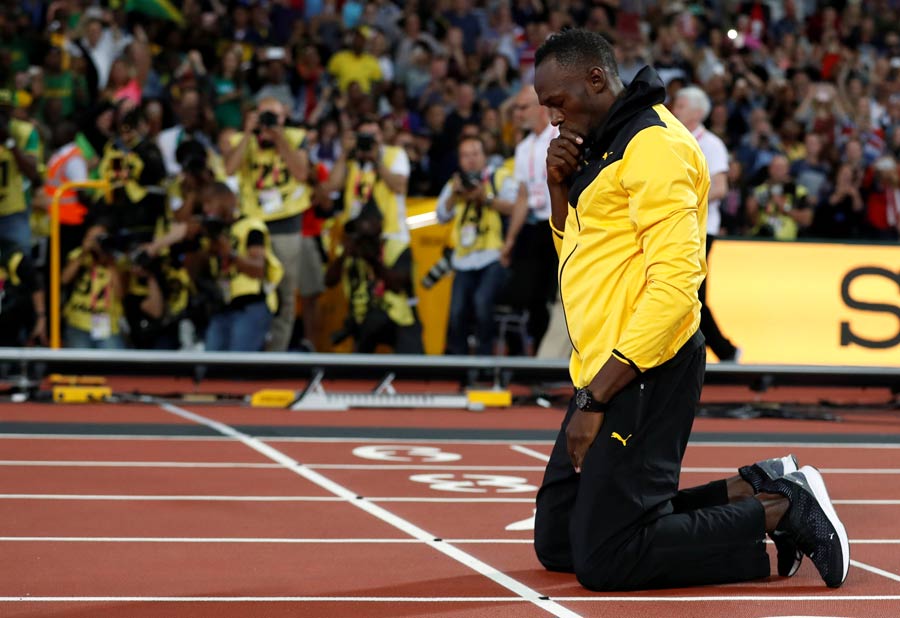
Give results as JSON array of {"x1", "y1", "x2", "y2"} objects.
[
  {"x1": 342, "y1": 239, "x2": 416, "y2": 328},
  {"x1": 230, "y1": 128, "x2": 311, "y2": 223},
  {"x1": 208, "y1": 217, "x2": 284, "y2": 313},
  {"x1": 551, "y1": 67, "x2": 709, "y2": 387}
]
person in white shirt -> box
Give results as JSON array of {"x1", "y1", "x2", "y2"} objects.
[
  {"x1": 506, "y1": 85, "x2": 559, "y2": 354},
  {"x1": 673, "y1": 85, "x2": 740, "y2": 362}
]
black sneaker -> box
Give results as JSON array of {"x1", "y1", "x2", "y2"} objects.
[
  {"x1": 739, "y1": 454, "x2": 803, "y2": 577},
  {"x1": 765, "y1": 466, "x2": 850, "y2": 588}
]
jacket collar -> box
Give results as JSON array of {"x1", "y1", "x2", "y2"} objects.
[{"x1": 582, "y1": 65, "x2": 666, "y2": 161}]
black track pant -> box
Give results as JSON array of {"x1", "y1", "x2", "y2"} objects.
[{"x1": 534, "y1": 332, "x2": 770, "y2": 591}]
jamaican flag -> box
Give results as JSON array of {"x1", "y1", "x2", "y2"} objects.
[{"x1": 118, "y1": 0, "x2": 185, "y2": 26}]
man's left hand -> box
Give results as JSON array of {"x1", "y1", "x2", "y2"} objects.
[{"x1": 565, "y1": 409, "x2": 604, "y2": 473}]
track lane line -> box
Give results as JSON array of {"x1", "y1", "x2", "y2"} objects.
[
  {"x1": 850, "y1": 560, "x2": 900, "y2": 583},
  {"x1": 3, "y1": 595, "x2": 900, "y2": 602},
  {"x1": 1, "y1": 494, "x2": 898, "y2": 504},
  {"x1": 157, "y1": 403, "x2": 582, "y2": 618},
  {"x1": 3, "y1": 536, "x2": 898, "y2": 545}
]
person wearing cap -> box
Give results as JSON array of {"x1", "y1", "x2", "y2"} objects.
[
  {"x1": 0, "y1": 89, "x2": 42, "y2": 253},
  {"x1": 255, "y1": 47, "x2": 294, "y2": 112},
  {"x1": 326, "y1": 29, "x2": 382, "y2": 95}
]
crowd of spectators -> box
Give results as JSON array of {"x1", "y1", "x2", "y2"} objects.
[{"x1": 0, "y1": 0, "x2": 899, "y2": 353}]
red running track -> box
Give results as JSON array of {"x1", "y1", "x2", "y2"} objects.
[{"x1": 1, "y1": 391, "x2": 899, "y2": 618}]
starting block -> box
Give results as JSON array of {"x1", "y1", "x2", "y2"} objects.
[
  {"x1": 284, "y1": 371, "x2": 510, "y2": 412},
  {"x1": 52, "y1": 385, "x2": 112, "y2": 403}
]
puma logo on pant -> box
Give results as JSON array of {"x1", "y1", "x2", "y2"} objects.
[{"x1": 611, "y1": 432, "x2": 632, "y2": 446}]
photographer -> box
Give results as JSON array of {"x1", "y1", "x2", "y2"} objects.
[
  {"x1": 746, "y1": 155, "x2": 812, "y2": 241},
  {"x1": 96, "y1": 100, "x2": 167, "y2": 241},
  {"x1": 157, "y1": 182, "x2": 283, "y2": 352},
  {"x1": 168, "y1": 139, "x2": 218, "y2": 224},
  {"x1": 324, "y1": 203, "x2": 423, "y2": 354},
  {"x1": 0, "y1": 88, "x2": 42, "y2": 253},
  {"x1": 224, "y1": 98, "x2": 314, "y2": 352},
  {"x1": 60, "y1": 220, "x2": 126, "y2": 349},
  {"x1": 435, "y1": 136, "x2": 527, "y2": 355},
  {"x1": 0, "y1": 238, "x2": 47, "y2": 347},
  {"x1": 122, "y1": 247, "x2": 192, "y2": 350},
  {"x1": 324, "y1": 117, "x2": 411, "y2": 243}
]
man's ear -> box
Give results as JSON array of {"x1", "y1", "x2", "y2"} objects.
[{"x1": 587, "y1": 67, "x2": 607, "y2": 94}]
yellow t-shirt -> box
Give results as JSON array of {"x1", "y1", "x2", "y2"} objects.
[{"x1": 326, "y1": 51, "x2": 382, "y2": 93}]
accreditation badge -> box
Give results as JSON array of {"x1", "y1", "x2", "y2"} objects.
[
  {"x1": 258, "y1": 189, "x2": 284, "y2": 215},
  {"x1": 459, "y1": 223, "x2": 477, "y2": 248},
  {"x1": 90, "y1": 314, "x2": 112, "y2": 340}
]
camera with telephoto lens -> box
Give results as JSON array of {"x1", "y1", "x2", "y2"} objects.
[
  {"x1": 258, "y1": 110, "x2": 279, "y2": 128},
  {"x1": 421, "y1": 246, "x2": 453, "y2": 289},
  {"x1": 459, "y1": 170, "x2": 482, "y2": 190}
]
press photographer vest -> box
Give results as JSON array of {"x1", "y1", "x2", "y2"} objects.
[
  {"x1": 446, "y1": 170, "x2": 507, "y2": 260},
  {"x1": 342, "y1": 239, "x2": 415, "y2": 327},
  {"x1": 63, "y1": 249, "x2": 124, "y2": 335},
  {"x1": 231, "y1": 128, "x2": 312, "y2": 223},
  {"x1": 0, "y1": 119, "x2": 41, "y2": 217},
  {"x1": 343, "y1": 146, "x2": 407, "y2": 241},
  {"x1": 211, "y1": 217, "x2": 284, "y2": 312}
]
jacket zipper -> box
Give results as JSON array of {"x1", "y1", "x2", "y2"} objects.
[{"x1": 559, "y1": 243, "x2": 579, "y2": 355}]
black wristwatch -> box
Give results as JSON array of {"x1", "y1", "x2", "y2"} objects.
[{"x1": 574, "y1": 388, "x2": 607, "y2": 413}]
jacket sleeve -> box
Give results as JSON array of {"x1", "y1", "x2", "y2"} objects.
[
  {"x1": 613, "y1": 128, "x2": 707, "y2": 371},
  {"x1": 548, "y1": 216, "x2": 564, "y2": 257}
]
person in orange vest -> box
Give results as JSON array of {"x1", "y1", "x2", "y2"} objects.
[{"x1": 43, "y1": 121, "x2": 90, "y2": 259}]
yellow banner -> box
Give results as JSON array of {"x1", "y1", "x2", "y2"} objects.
[{"x1": 707, "y1": 240, "x2": 900, "y2": 366}]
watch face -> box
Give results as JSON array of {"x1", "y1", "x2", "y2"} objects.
[{"x1": 575, "y1": 389, "x2": 590, "y2": 410}]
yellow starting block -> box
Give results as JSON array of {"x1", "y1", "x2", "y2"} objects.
[
  {"x1": 466, "y1": 389, "x2": 513, "y2": 408},
  {"x1": 52, "y1": 385, "x2": 113, "y2": 403},
  {"x1": 48, "y1": 374, "x2": 108, "y2": 386},
  {"x1": 249, "y1": 389, "x2": 297, "y2": 408}
]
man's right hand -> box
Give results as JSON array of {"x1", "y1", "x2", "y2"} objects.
[{"x1": 547, "y1": 128, "x2": 584, "y2": 186}]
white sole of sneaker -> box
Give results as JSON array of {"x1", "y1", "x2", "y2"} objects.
[{"x1": 803, "y1": 466, "x2": 850, "y2": 586}]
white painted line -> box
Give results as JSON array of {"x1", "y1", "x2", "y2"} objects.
[
  {"x1": 1, "y1": 494, "x2": 898, "y2": 505},
  {"x1": 4, "y1": 459, "x2": 900, "y2": 474},
  {"x1": 833, "y1": 500, "x2": 900, "y2": 505},
  {"x1": 511, "y1": 445, "x2": 551, "y2": 462},
  {"x1": 158, "y1": 403, "x2": 583, "y2": 618},
  {"x1": 2, "y1": 595, "x2": 900, "y2": 602},
  {"x1": 0, "y1": 434, "x2": 233, "y2": 441},
  {"x1": 548, "y1": 596, "x2": 900, "y2": 602},
  {"x1": 0, "y1": 536, "x2": 895, "y2": 545},
  {"x1": 0, "y1": 494, "x2": 345, "y2": 502},
  {"x1": 0, "y1": 537, "x2": 419, "y2": 544},
  {"x1": 0, "y1": 596, "x2": 526, "y2": 602},
  {"x1": 680, "y1": 467, "x2": 900, "y2": 475},
  {"x1": 0, "y1": 461, "x2": 279, "y2": 469},
  {"x1": 850, "y1": 559, "x2": 900, "y2": 583},
  {"x1": 5, "y1": 433, "x2": 900, "y2": 449}
]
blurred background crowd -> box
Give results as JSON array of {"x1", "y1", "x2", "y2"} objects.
[{"x1": 0, "y1": 0, "x2": 898, "y2": 355}]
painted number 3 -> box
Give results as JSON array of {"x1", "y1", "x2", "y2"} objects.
[{"x1": 409, "y1": 474, "x2": 537, "y2": 494}]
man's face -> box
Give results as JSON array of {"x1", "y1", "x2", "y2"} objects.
[
  {"x1": 203, "y1": 192, "x2": 235, "y2": 222},
  {"x1": 512, "y1": 88, "x2": 543, "y2": 132},
  {"x1": 458, "y1": 139, "x2": 486, "y2": 174},
  {"x1": 180, "y1": 92, "x2": 200, "y2": 129},
  {"x1": 534, "y1": 59, "x2": 601, "y2": 139},
  {"x1": 672, "y1": 96, "x2": 700, "y2": 128}
]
